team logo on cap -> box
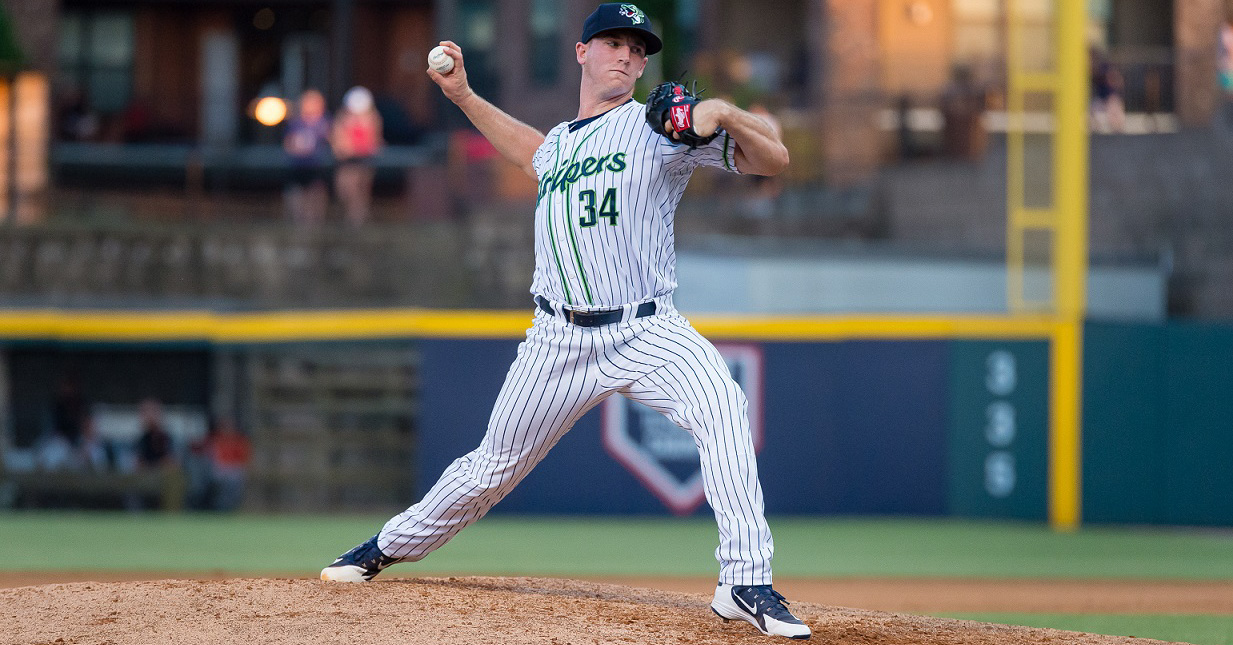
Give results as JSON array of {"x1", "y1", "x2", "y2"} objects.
[{"x1": 618, "y1": 4, "x2": 646, "y2": 24}]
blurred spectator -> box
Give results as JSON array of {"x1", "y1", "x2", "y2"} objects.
[
  {"x1": 184, "y1": 421, "x2": 216, "y2": 510},
  {"x1": 135, "y1": 398, "x2": 175, "y2": 470},
  {"x1": 34, "y1": 431, "x2": 74, "y2": 471},
  {"x1": 283, "y1": 89, "x2": 333, "y2": 224},
  {"x1": 186, "y1": 416, "x2": 252, "y2": 511},
  {"x1": 124, "y1": 398, "x2": 178, "y2": 511},
  {"x1": 1090, "y1": 47, "x2": 1125, "y2": 133},
  {"x1": 895, "y1": 94, "x2": 919, "y2": 159},
  {"x1": 34, "y1": 412, "x2": 108, "y2": 473},
  {"x1": 35, "y1": 376, "x2": 91, "y2": 471},
  {"x1": 208, "y1": 417, "x2": 252, "y2": 511},
  {"x1": 76, "y1": 418, "x2": 111, "y2": 473},
  {"x1": 57, "y1": 88, "x2": 100, "y2": 141},
  {"x1": 121, "y1": 95, "x2": 154, "y2": 142},
  {"x1": 940, "y1": 65, "x2": 988, "y2": 160},
  {"x1": 50, "y1": 376, "x2": 88, "y2": 447},
  {"x1": 331, "y1": 86, "x2": 384, "y2": 225}
]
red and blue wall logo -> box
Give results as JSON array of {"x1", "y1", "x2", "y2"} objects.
[{"x1": 601, "y1": 344, "x2": 764, "y2": 515}]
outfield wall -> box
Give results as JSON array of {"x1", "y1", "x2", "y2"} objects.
[
  {"x1": 417, "y1": 337, "x2": 1047, "y2": 518},
  {"x1": 420, "y1": 325, "x2": 1232, "y2": 524},
  {"x1": 1, "y1": 314, "x2": 1231, "y2": 523},
  {"x1": 1082, "y1": 320, "x2": 1233, "y2": 525}
]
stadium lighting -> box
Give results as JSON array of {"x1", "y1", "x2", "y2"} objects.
[{"x1": 253, "y1": 96, "x2": 287, "y2": 126}]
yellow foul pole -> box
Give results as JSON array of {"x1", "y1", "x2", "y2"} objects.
[{"x1": 1049, "y1": 0, "x2": 1089, "y2": 530}]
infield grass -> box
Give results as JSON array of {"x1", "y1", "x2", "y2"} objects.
[{"x1": 1, "y1": 513, "x2": 1231, "y2": 580}]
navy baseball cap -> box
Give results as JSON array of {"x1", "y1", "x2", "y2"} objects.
[{"x1": 580, "y1": 3, "x2": 663, "y2": 56}]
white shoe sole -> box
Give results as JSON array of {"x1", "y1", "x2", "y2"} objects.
[{"x1": 320, "y1": 565, "x2": 369, "y2": 582}]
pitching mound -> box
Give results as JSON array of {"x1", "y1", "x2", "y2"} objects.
[{"x1": 0, "y1": 576, "x2": 1170, "y2": 645}]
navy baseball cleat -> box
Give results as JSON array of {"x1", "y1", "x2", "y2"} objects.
[
  {"x1": 711, "y1": 583, "x2": 811, "y2": 639},
  {"x1": 320, "y1": 535, "x2": 401, "y2": 582}
]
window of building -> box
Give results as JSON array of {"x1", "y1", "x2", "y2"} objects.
[
  {"x1": 951, "y1": 0, "x2": 1174, "y2": 114},
  {"x1": 458, "y1": 0, "x2": 497, "y2": 101},
  {"x1": 952, "y1": 0, "x2": 1001, "y2": 68},
  {"x1": 58, "y1": 10, "x2": 134, "y2": 115},
  {"x1": 529, "y1": 0, "x2": 561, "y2": 86},
  {"x1": 1103, "y1": 0, "x2": 1174, "y2": 113}
]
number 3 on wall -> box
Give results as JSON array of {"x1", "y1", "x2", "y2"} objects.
[{"x1": 984, "y1": 349, "x2": 1018, "y2": 499}]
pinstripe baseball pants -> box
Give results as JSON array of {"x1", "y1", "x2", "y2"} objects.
[{"x1": 378, "y1": 304, "x2": 774, "y2": 586}]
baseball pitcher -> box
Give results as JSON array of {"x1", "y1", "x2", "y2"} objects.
[{"x1": 321, "y1": 4, "x2": 809, "y2": 639}]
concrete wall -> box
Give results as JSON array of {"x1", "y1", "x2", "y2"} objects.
[{"x1": 675, "y1": 245, "x2": 1166, "y2": 320}]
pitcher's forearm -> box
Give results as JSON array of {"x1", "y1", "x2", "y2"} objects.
[{"x1": 715, "y1": 103, "x2": 789, "y2": 176}]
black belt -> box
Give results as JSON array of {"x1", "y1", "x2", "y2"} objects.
[{"x1": 535, "y1": 296, "x2": 656, "y2": 327}]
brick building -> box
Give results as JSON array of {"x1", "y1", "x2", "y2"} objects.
[
  {"x1": 0, "y1": 0, "x2": 1220, "y2": 174},
  {"x1": 1, "y1": 0, "x2": 1232, "y2": 316}
]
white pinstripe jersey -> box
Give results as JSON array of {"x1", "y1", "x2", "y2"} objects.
[{"x1": 529, "y1": 99, "x2": 738, "y2": 309}]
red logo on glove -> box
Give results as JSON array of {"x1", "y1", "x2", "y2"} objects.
[{"x1": 669, "y1": 104, "x2": 692, "y2": 132}]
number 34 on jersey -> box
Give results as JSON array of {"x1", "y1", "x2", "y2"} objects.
[{"x1": 578, "y1": 188, "x2": 619, "y2": 227}]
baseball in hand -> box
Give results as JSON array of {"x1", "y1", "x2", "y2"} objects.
[{"x1": 428, "y1": 46, "x2": 454, "y2": 74}]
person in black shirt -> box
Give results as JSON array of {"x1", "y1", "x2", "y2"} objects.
[{"x1": 135, "y1": 398, "x2": 174, "y2": 469}]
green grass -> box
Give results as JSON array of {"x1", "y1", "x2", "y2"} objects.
[
  {"x1": 768, "y1": 517, "x2": 1233, "y2": 579},
  {"x1": 2, "y1": 513, "x2": 1231, "y2": 644},
  {"x1": 934, "y1": 613, "x2": 1233, "y2": 645},
  {"x1": 2, "y1": 513, "x2": 1233, "y2": 579}
]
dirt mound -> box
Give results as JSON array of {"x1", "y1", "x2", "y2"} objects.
[{"x1": 0, "y1": 576, "x2": 1174, "y2": 645}]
